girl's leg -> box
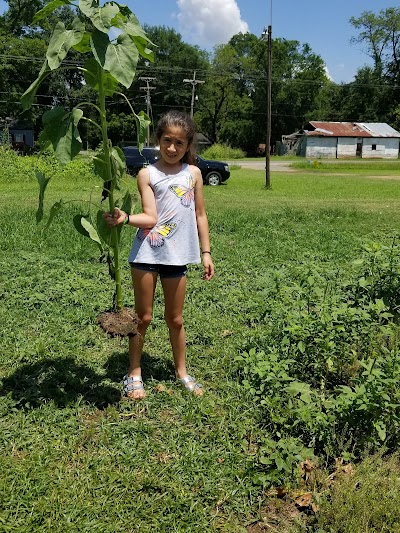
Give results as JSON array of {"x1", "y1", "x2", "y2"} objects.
[
  {"x1": 162, "y1": 275, "x2": 201, "y2": 395},
  {"x1": 128, "y1": 268, "x2": 157, "y2": 398},
  {"x1": 161, "y1": 275, "x2": 187, "y2": 378}
]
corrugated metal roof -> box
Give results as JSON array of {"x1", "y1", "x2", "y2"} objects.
[
  {"x1": 305, "y1": 122, "x2": 371, "y2": 137},
  {"x1": 358, "y1": 122, "x2": 400, "y2": 138}
]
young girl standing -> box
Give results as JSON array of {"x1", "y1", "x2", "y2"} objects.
[{"x1": 104, "y1": 110, "x2": 214, "y2": 399}]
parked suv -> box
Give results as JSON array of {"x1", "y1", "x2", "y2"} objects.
[{"x1": 122, "y1": 146, "x2": 230, "y2": 186}]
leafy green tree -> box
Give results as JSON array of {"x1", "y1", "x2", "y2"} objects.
[
  {"x1": 269, "y1": 39, "x2": 328, "y2": 140},
  {"x1": 350, "y1": 8, "x2": 400, "y2": 77},
  {"x1": 195, "y1": 44, "x2": 240, "y2": 145},
  {"x1": 127, "y1": 26, "x2": 209, "y2": 129}
]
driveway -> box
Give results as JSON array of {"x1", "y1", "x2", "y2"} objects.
[{"x1": 228, "y1": 160, "x2": 295, "y2": 172}]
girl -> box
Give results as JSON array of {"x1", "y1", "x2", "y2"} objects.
[{"x1": 104, "y1": 110, "x2": 214, "y2": 399}]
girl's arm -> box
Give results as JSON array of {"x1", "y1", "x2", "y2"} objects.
[
  {"x1": 103, "y1": 167, "x2": 158, "y2": 228},
  {"x1": 192, "y1": 165, "x2": 214, "y2": 281}
]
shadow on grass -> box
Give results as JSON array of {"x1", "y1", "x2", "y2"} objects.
[
  {"x1": 105, "y1": 350, "x2": 176, "y2": 383},
  {"x1": 0, "y1": 356, "x2": 120, "y2": 409},
  {"x1": 0, "y1": 351, "x2": 176, "y2": 410}
]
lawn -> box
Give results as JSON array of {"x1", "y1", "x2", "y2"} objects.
[{"x1": 1, "y1": 151, "x2": 400, "y2": 532}]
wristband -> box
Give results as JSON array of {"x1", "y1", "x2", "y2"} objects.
[
  {"x1": 124, "y1": 214, "x2": 130, "y2": 225},
  {"x1": 202, "y1": 251, "x2": 211, "y2": 255}
]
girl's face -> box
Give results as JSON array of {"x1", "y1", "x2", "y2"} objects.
[{"x1": 159, "y1": 126, "x2": 189, "y2": 165}]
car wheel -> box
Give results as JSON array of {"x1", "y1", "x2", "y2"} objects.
[{"x1": 206, "y1": 171, "x2": 222, "y2": 186}]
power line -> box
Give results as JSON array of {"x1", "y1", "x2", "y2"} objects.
[{"x1": 1, "y1": 53, "x2": 400, "y2": 88}]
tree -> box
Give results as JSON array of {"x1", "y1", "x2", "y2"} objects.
[
  {"x1": 350, "y1": 8, "x2": 400, "y2": 77},
  {"x1": 127, "y1": 26, "x2": 209, "y2": 130},
  {"x1": 346, "y1": 8, "x2": 400, "y2": 128},
  {"x1": 195, "y1": 44, "x2": 241, "y2": 145}
]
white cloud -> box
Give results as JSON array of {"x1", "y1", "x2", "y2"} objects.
[
  {"x1": 324, "y1": 65, "x2": 333, "y2": 81},
  {"x1": 176, "y1": 0, "x2": 249, "y2": 48}
]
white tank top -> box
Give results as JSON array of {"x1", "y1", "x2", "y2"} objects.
[{"x1": 128, "y1": 163, "x2": 201, "y2": 266}]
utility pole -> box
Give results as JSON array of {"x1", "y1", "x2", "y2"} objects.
[
  {"x1": 183, "y1": 71, "x2": 205, "y2": 118},
  {"x1": 262, "y1": 26, "x2": 272, "y2": 189},
  {"x1": 139, "y1": 77, "x2": 156, "y2": 146}
]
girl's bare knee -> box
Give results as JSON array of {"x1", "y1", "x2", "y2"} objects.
[
  {"x1": 138, "y1": 313, "x2": 152, "y2": 329},
  {"x1": 165, "y1": 314, "x2": 183, "y2": 330}
]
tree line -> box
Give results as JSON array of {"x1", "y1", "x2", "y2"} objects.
[{"x1": 0, "y1": 1, "x2": 399, "y2": 155}]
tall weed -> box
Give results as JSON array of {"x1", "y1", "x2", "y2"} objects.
[
  {"x1": 202, "y1": 143, "x2": 245, "y2": 160},
  {"x1": 236, "y1": 245, "x2": 400, "y2": 486}
]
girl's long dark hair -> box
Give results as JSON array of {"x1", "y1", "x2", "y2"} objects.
[{"x1": 155, "y1": 110, "x2": 197, "y2": 164}]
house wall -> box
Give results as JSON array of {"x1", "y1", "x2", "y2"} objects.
[
  {"x1": 362, "y1": 138, "x2": 399, "y2": 159},
  {"x1": 337, "y1": 137, "x2": 357, "y2": 158},
  {"x1": 10, "y1": 128, "x2": 34, "y2": 147},
  {"x1": 305, "y1": 137, "x2": 337, "y2": 158}
]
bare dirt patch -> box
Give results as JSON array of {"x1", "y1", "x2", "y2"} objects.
[
  {"x1": 247, "y1": 498, "x2": 304, "y2": 532},
  {"x1": 97, "y1": 307, "x2": 139, "y2": 337}
]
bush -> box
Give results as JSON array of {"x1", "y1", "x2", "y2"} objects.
[
  {"x1": 235, "y1": 245, "x2": 400, "y2": 487},
  {"x1": 0, "y1": 149, "x2": 96, "y2": 184},
  {"x1": 202, "y1": 143, "x2": 245, "y2": 160}
]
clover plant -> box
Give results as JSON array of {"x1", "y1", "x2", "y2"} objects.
[{"x1": 21, "y1": 0, "x2": 154, "y2": 312}]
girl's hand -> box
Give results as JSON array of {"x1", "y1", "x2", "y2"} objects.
[
  {"x1": 202, "y1": 254, "x2": 214, "y2": 281},
  {"x1": 102, "y1": 207, "x2": 127, "y2": 227}
]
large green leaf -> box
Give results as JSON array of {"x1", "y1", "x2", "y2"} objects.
[
  {"x1": 73, "y1": 32, "x2": 92, "y2": 53},
  {"x1": 135, "y1": 111, "x2": 151, "y2": 151},
  {"x1": 40, "y1": 107, "x2": 83, "y2": 167},
  {"x1": 46, "y1": 18, "x2": 85, "y2": 70},
  {"x1": 130, "y1": 35, "x2": 155, "y2": 62},
  {"x1": 83, "y1": 57, "x2": 119, "y2": 96},
  {"x1": 36, "y1": 172, "x2": 51, "y2": 224},
  {"x1": 114, "y1": 8, "x2": 155, "y2": 43},
  {"x1": 21, "y1": 60, "x2": 52, "y2": 111},
  {"x1": 93, "y1": 151, "x2": 108, "y2": 181},
  {"x1": 116, "y1": 191, "x2": 133, "y2": 237},
  {"x1": 73, "y1": 215, "x2": 103, "y2": 251},
  {"x1": 121, "y1": 190, "x2": 132, "y2": 216},
  {"x1": 96, "y1": 209, "x2": 111, "y2": 244},
  {"x1": 79, "y1": 0, "x2": 119, "y2": 33},
  {"x1": 110, "y1": 146, "x2": 126, "y2": 180},
  {"x1": 91, "y1": 30, "x2": 138, "y2": 88},
  {"x1": 33, "y1": 0, "x2": 72, "y2": 23}
]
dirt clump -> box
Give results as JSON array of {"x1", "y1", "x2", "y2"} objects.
[{"x1": 97, "y1": 307, "x2": 139, "y2": 337}]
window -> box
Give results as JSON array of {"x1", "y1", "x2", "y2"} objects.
[{"x1": 372, "y1": 144, "x2": 377, "y2": 150}]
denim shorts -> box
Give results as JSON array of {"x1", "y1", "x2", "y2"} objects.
[{"x1": 130, "y1": 262, "x2": 188, "y2": 279}]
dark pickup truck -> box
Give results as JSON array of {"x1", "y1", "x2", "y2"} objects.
[{"x1": 122, "y1": 146, "x2": 230, "y2": 186}]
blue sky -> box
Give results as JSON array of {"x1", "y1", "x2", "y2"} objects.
[{"x1": 0, "y1": 0, "x2": 396, "y2": 82}]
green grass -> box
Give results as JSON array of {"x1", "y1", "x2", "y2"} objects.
[
  {"x1": 2, "y1": 151, "x2": 400, "y2": 531},
  {"x1": 290, "y1": 158, "x2": 400, "y2": 173},
  {"x1": 312, "y1": 453, "x2": 400, "y2": 532}
]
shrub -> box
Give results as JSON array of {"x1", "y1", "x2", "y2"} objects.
[
  {"x1": 236, "y1": 245, "x2": 400, "y2": 486},
  {"x1": 202, "y1": 143, "x2": 245, "y2": 160},
  {"x1": 0, "y1": 149, "x2": 96, "y2": 184}
]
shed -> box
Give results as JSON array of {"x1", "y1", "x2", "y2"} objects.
[
  {"x1": 196, "y1": 132, "x2": 212, "y2": 153},
  {"x1": 0, "y1": 118, "x2": 34, "y2": 149},
  {"x1": 283, "y1": 121, "x2": 400, "y2": 159}
]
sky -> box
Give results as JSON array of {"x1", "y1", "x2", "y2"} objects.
[{"x1": 0, "y1": 0, "x2": 397, "y2": 83}]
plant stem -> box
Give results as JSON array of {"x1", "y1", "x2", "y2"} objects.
[{"x1": 98, "y1": 67, "x2": 123, "y2": 310}]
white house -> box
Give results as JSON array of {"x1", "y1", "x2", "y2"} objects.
[{"x1": 282, "y1": 121, "x2": 400, "y2": 159}]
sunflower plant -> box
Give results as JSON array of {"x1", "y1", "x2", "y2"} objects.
[{"x1": 21, "y1": 0, "x2": 155, "y2": 313}]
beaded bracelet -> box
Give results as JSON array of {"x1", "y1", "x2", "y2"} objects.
[{"x1": 124, "y1": 214, "x2": 130, "y2": 225}]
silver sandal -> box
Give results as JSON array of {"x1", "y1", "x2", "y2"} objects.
[
  {"x1": 122, "y1": 374, "x2": 145, "y2": 398},
  {"x1": 177, "y1": 375, "x2": 203, "y2": 394}
]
